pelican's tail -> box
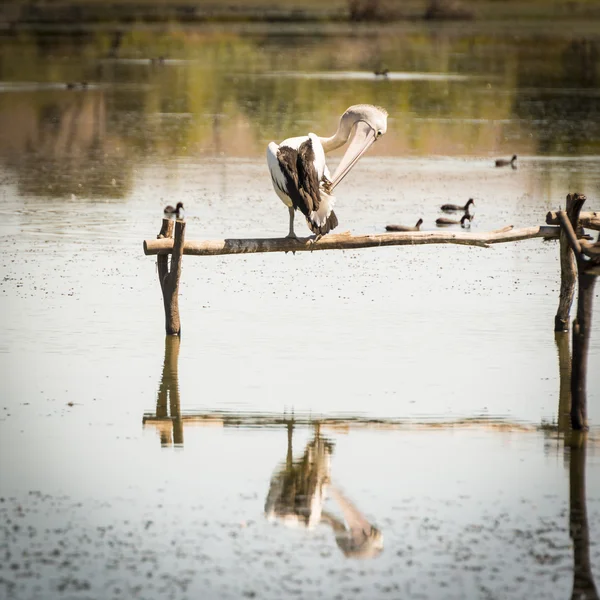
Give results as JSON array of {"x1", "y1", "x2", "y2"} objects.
[{"x1": 307, "y1": 190, "x2": 338, "y2": 235}]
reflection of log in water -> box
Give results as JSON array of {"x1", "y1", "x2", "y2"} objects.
[
  {"x1": 555, "y1": 332, "x2": 571, "y2": 435},
  {"x1": 265, "y1": 425, "x2": 383, "y2": 558},
  {"x1": 569, "y1": 441, "x2": 599, "y2": 600},
  {"x1": 154, "y1": 335, "x2": 183, "y2": 446}
]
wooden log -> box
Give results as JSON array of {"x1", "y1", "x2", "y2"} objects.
[
  {"x1": 546, "y1": 210, "x2": 600, "y2": 231},
  {"x1": 571, "y1": 270, "x2": 596, "y2": 431},
  {"x1": 156, "y1": 218, "x2": 186, "y2": 336},
  {"x1": 557, "y1": 195, "x2": 600, "y2": 432},
  {"x1": 554, "y1": 195, "x2": 579, "y2": 332},
  {"x1": 143, "y1": 225, "x2": 560, "y2": 256}
]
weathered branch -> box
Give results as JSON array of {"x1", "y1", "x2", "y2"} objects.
[
  {"x1": 144, "y1": 225, "x2": 560, "y2": 256},
  {"x1": 557, "y1": 195, "x2": 599, "y2": 433},
  {"x1": 546, "y1": 211, "x2": 600, "y2": 231},
  {"x1": 156, "y1": 218, "x2": 186, "y2": 336},
  {"x1": 554, "y1": 194, "x2": 580, "y2": 331},
  {"x1": 558, "y1": 211, "x2": 582, "y2": 254}
]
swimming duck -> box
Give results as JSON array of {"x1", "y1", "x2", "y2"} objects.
[
  {"x1": 164, "y1": 202, "x2": 184, "y2": 220},
  {"x1": 385, "y1": 218, "x2": 423, "y2": 232},
  {"x1": 440, "y1": 198, "x2": 474, "y2": 212},
  {"x1": 436, "y1": 214, "x2": 472, "y2": 227},
  {"x1": 495, "y1": 154, "x2": 517, "y2": 168}
]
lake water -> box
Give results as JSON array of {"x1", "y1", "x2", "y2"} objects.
[{"x1": 0, "y1": 21, "x2": 599, "y2": 600}]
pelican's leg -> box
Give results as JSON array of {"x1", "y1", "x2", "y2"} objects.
[{"x1": 286, "y1": 206, "x2": 299, "y2": 240}]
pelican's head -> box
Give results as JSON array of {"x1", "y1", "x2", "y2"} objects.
[{"x1": 330, "y1": 104, "x2": 388, "y2": 190}]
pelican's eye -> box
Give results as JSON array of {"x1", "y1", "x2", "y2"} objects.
[{"x1": 376, "y1": 130, "x2": 383, "y2": 138}]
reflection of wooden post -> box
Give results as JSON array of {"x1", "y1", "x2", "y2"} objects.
[
  {"x1": 286, "y1": 422, "x2": 294, "y2": 471},
  {"x1": 155, "y1": 335, "x2": 182, "y2": 446},
  {"x1": 554, "y1": 194, "x2": 578, "y2": 332},
  {"x1": 569, "y1": 440, "x2": 599, "y2": 600},
  {"x1": 557, "y1": 194, "x2": 600, "y2": 432},
  {"x1": 156, "y1": 218, "x2": 186, "y2": 336},
  {"x1": 554, "y1": 332, "x2": 571, "y2": 435}
]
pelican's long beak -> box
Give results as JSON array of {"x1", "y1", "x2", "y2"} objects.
[{"x1": 329, "y1": 121, "x2": 378, "y2": 191}]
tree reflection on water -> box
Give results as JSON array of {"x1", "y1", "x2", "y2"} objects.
[{"x1": 0, "y1": 25, "x2": 599, "y2": 198}]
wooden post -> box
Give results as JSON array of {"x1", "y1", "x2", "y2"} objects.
[
  {"x1": 156, "y1": 218, "x2": 186, "y2": 336},
  {"x1": 569, "y1": 439, "x2": 599, "y2": 600},
  {"x1": 571, "y1": 270, "x2": 596, "y2": 431},
  {"x1": 554, "y1": 194, "x2": 579, "y2": 332},
  {"x1": 557, "y1": 194, "x2": 600, "y2": 432}
]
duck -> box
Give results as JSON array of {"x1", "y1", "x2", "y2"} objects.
[
  {"x1": 385, "y1": 218, "x2": 423, "y2": 232},
  {"x1": 440, "y1": 198, "x2": 474, "y2": 212},
  {"x1": 495, "y1": 154, "x2": 517, "y2": 168},
  {"x1": 436, "y1": 214, "x2": 472, "y2": 227},
  {"x1": 164, "y1": 202, "x2": 184, "y2": 220}
]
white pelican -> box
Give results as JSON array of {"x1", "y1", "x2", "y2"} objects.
[{"x1": 267, "y1": 104, "x2": 388, "y2": 238}]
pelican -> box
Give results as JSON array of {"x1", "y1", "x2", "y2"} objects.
[{"x1": 267, "y1": 104, "x2": 388, "y2": 239}]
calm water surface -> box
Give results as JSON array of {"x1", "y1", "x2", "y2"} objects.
[{"x1": 0, "y1": 22, "x2": 599, "y2": 599}]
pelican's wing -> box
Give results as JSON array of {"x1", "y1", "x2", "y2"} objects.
[
  {"x1": 271, "y1": 140, "x2": 321, "y2": 217},
  {"x1": 296, "y1": 139, "x2": 324, "y2": 215},
  {"x1": 269, "y1": 137, "x2": 337, "y2": 235},
  {"x1": 267, "y1": 142, "x2": 291, "y2": 203}
]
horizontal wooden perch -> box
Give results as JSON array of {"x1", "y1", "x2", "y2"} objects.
[
  {"x1": 546, "y1": 211, "x2": 600, "y2": 231},
  {"x1": 144, "y1": 225, "x2": 560, "y2": 256}
]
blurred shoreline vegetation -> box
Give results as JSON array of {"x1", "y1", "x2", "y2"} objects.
[
  {"x1": 1, "y1": 0, "x2": 600, "y2": 28},
  {"x1": 0, "y1": 16, "x2": 598, "y2": 199}
]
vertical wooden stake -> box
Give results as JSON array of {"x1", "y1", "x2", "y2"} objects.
[
  {"x1": 557, "y1": 193, "x2": 597, "y2": 432},
  {"x1": 555, "y1": 194, "x2": 578, "y2": 332},
  {"x1": 571, "y1": 271, "x2": 596, "y2": 431},
  {"x1": 156, "y1": 218, "x2": 186, "y2": 336}
]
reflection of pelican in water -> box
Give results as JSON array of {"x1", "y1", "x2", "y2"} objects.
[
  {"x1": 264, "y1": 424, "x2": 383, "y2": 558},
  {"x1": 321, "y1": 487, "x2": 383, "y2": 559}
]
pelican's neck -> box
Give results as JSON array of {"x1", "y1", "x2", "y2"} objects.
[{"x1": 317, "y1": 116, "x2": 355, "y2": 153}]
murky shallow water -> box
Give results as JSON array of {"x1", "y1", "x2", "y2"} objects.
[{"x1": 1, "y1": 22, "x2": 600, "y2": 599}]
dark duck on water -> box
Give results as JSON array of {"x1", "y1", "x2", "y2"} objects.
[
  {"x1": 385, "y1": 218, "x2": 423, "y2": 232},
  {"x1": 440, "y1": 198, "x2": 474, "y2": 212},
  {"x1": 164, "y1": 202, "x2": 184, "y2": 220},
  {"x1": 495, "y1": 154, "x2": 517, "y2": 168},
  {"x1": 436, "y1": 214, "x2": 472, "y2": 227}
]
